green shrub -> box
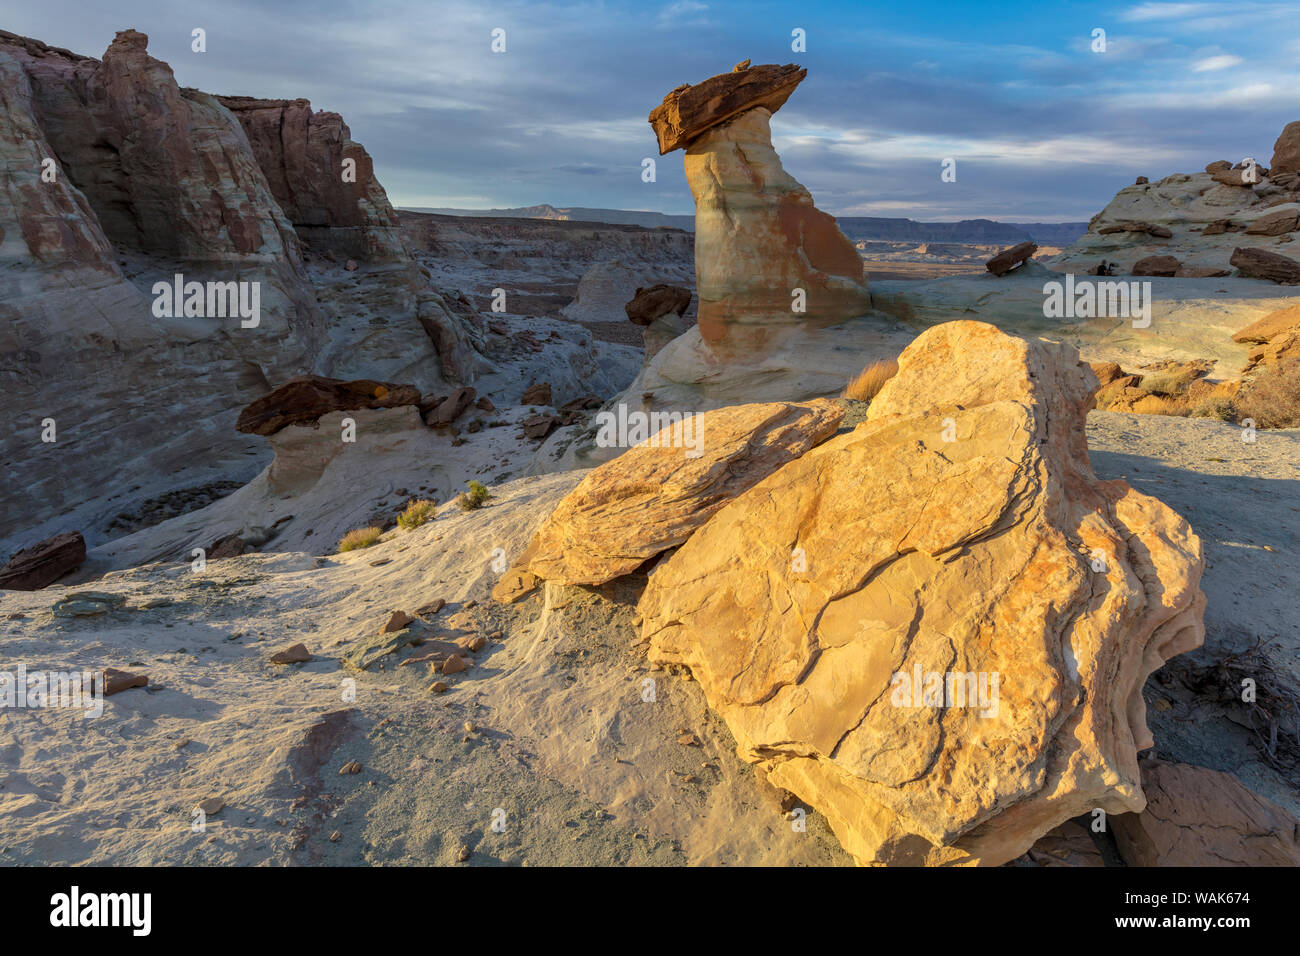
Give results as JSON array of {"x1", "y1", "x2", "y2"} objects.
[
  {"x1": 456, "y1": 480, "x2": 491, "y2": 511},
  {"x1": 396, "y1": 498, "x2": 438, "y2": 530}
]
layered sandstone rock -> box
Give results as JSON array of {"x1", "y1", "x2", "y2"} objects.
[
  {"x1": 651, "y1": 64, "x2": 871, "y2": 357},
  {"x1": 1112, "y1": 760, "x2": 1300, "y2": 866},
  {"x1": 1230, "y1": 245, "x2": 1300, "y2": 284},
  {"x1": 217, "y1": 96, "x2": 405, "y2": 260},
  {"x1": 637, "y1": 320, "x2": 1206, "y2": 866},
  {"x1": 508, "y1": 399, "x2": 844, "y2": 589},
  {"x1": 236, "y1": 376, "x2": 423, "y2": 436},
  {"x1": 0, "y1": 531, "x2": 85, "y2": 590},
  {"x1": 985, "y1": 241, "x2": 1036, "y2": 276},
  {"x1": 648, "y1": 62, "x2": 806, "y2": 154}
]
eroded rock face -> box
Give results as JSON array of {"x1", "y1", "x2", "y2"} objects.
[
  {"x1": 0, "y1": 531, "x2": 85, "y2": 590},
  {"x1": 236, "y1": 376, "x2": 423, "y2": 436},
  {"x1": 218, "y1": 97, "x2": 405, "y2": 261},
  {"x1": 648, "y1": 62, "x2": 806, "y2": 154},
  {"x1": 625, "y1": 284, "x2": 692, "y2": 326},
  {"x1": 512, "y1": 399, "x2": 844, "y2": 587},
  {"x1": 684, "y1": 108, "x2": 871, "y2": 356},
  {"x1": 1270, "y1": 121, "x2": 1300, "y2": 177},
  {"x1": 1112, "y1": 760, "x2": 1300, "y2": 866},
  {"x1": 637, "y1": 320, "x2": 1206, "y2": 866}
]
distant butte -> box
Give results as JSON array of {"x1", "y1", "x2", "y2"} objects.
[{"x1": 648, "y1": 61, "x2": 806, "y2": 154}]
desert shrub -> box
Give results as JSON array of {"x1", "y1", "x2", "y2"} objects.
[
  {"x1": 1135, "y1": 368, "x2": 1200, "y2": 397},
  {"x1": 842, "y1": 359, "x2": 899, "y2": 403},
  {"x1": 338, "y1": 526, "x2": 383, "y2": 552},
  {"x1": 1236, "y1": 359, "x2": 1300, "y2": 429},
  {"x1": 396, "y1": 498, "x2": 438, "y2": 530},
  {"x1": 455, "y1": 480, "x2": 491, "y2": 511},
  {"x1": 1189, "y1": 396, "x2": 1238, "y2": 421},
  {"x1": 1128, "y1": 393, "x2": 1189, "y2": 416}
]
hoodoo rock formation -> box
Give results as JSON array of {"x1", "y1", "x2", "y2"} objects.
[
  {"x1": 636, "y1": 321, "x2": 1206, "y2": 865},
  {"x1": 649, "y1": 62, "x2": 871, "y2": 356}
]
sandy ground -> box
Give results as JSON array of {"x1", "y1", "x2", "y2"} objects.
[{"x1": 2, "y1": 409, "x2": 1295, "y2": 865}]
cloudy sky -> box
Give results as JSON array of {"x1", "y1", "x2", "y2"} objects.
[{"x1": 7, "y1": 0, "x2": 1299, "y2": 221}]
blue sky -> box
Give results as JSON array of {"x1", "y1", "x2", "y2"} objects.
[{"x1": 6, "y1": 0, "x2": 1299, "y2": 220}]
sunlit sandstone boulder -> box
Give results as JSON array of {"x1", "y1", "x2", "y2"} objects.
[
  {"x1": 498, "y1": 399, "x2": 844, "y2": 595},
  {"x1": 637, "y1": 320, "x2": 1207, "y2": 866}
]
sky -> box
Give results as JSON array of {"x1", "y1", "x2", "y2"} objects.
[{"x1": 5, "y1": 0, "x2": 1300, "y2": 221}]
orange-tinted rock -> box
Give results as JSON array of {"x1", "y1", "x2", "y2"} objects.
[
  {"x1": 1112, "y1": 759, "x2": 1300, "y2": 866},
  {"x1": 270, "y1": 643, "x2": 311, "y2": 664},
  {"x1": 236, "y1": 376, "x2": 422, "y2": 435},
  {"x1": 521, "y1": 382, "x2": 552, "y2": 406},
  {"x1": 985, "y1": 241, "x2": 1037, "y2": 276},
  {"x1": 515, "y1": 399, "x2": 844, "y2": 587},
  {"x1": 381, "y1": 610, "x2": 413, "y2": 634},
  {"x1": 648, "y1": 62, "x2": 806, "y2": 154},
  {"x1": 0, "y1": 531, "x2": 85, "y2": 590},
  {"x1": 638, "y1": 321, "x2": 1205, "y2": 866},
  {"x1": 97, "y1": 668, "x2": 148, "y2": 696},
  {"x1": 426, "y1": 387, "x2": 477, "y2": 426},
  {"x1": 1232, "y1": 304, "x2": 1300, "y2": 343}
]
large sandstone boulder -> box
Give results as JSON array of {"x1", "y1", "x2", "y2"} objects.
[
  {"x1": 1112, "y1": 760, "x2": 1300, "y2": 866},
  {"x1": 1270, "y1": 121, "x2": 1300, "y2": 177},
  {"x1": 637, "y1": 320, "x2": 1206, "y2": 866},
  {"x1": 651, "y1": 64, "x2": 871, "y2": 358},
  {"x1": 1231, "y1": 245, "x2": 1300, "y2": 284},
  {"x1": 508, "y1": 400, "x2": 844, "y2": 588}
]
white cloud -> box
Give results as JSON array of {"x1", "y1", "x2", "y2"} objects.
[{"x1": 1193, "y1": 54, "x2": 1243, "y2": 71}]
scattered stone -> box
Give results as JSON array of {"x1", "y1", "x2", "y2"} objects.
[
  {"x1": 197, "y1": 797, "x2": 224, "y2": 815},
  {"x1": 475, "y1": 396, "x2": 496, "y2": 412},
  {"x1": 344, "y1": 628, "x2": 420, "y2": 671},
  {"x1": 457, "y1": 844, "x2": 471, "y2": 862},
  {"x1": 429, "y1": 681, "x2": 448, "y2": 694},
  {"x1": 415, "y1": 599, "x2": 446, "y2": 617},
  {"x1": 441, "y1": 654, "x2": 467, "y2": 675},
  {"x1": 269, "y1": 643, "x2": 311, "y2": 664},
  {"x1": 339, "y1": 761, "x2": 362, "y2": 775},
  {"x1": 381, "y1": 610, "x2": 413, "y2": 634},
  {"x1": 676, "y1": 732, "x2": 701, "y2": 747},
  {"x1": 1132, "y1": 254, "x2": 1182, "y2": 277},
  {"x1": 1231, "y1": 246, "x2": 1300, "y2": 284},
  {"x1": 329, "y1": 830, "x2": 342, "y2": 842},
  {"x1": 466, "y1": 635, "x2": 487, "y2": 652},
  {"x1": 521, "y1": 382, "x2": 552, "y2": 406},
  {"x1": 521, "y1": 413, "x2": 561, "y2": 439},
  {"x1": 52, "y1": 591, "x2": 126, "y2": 618},
  {"x1": 0, "y1": 531, "x2": 86, "y2": 591},
  {"x1": 491, "y1": 568, "x2": 540, "y2": 605},
  {"x1": 1244, "y1": 208, "x2": 1299, "y2": 236},
  {"x1": 97, "y1": 668, "x2": 148, "y2": 696},
  {"x1": 985, "y1": 241, "x2": 1037, "y2": 277},
  {"x1": 426, "y1": 387, "x2": 477, "y2": 426},
  {"x1": 463, "y1": 721, "x2": 476, "y2": 733}
]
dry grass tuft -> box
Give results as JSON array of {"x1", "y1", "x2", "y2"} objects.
[
  {"x1": 338, "y1": 526, "x2": 383, "y2": 552},
  {"x1": 396, "y1": 498, "x2": 438, "y2": 530},
  {"x1": 842, "y1": 359, "x2": 899, "y2": 403},
  {"x1": 455, "y1": 480, "x2": 491, "y2": 512},
  {"x1": 1236, "y1": 359, "x2": 1300, "y2": 429}
]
